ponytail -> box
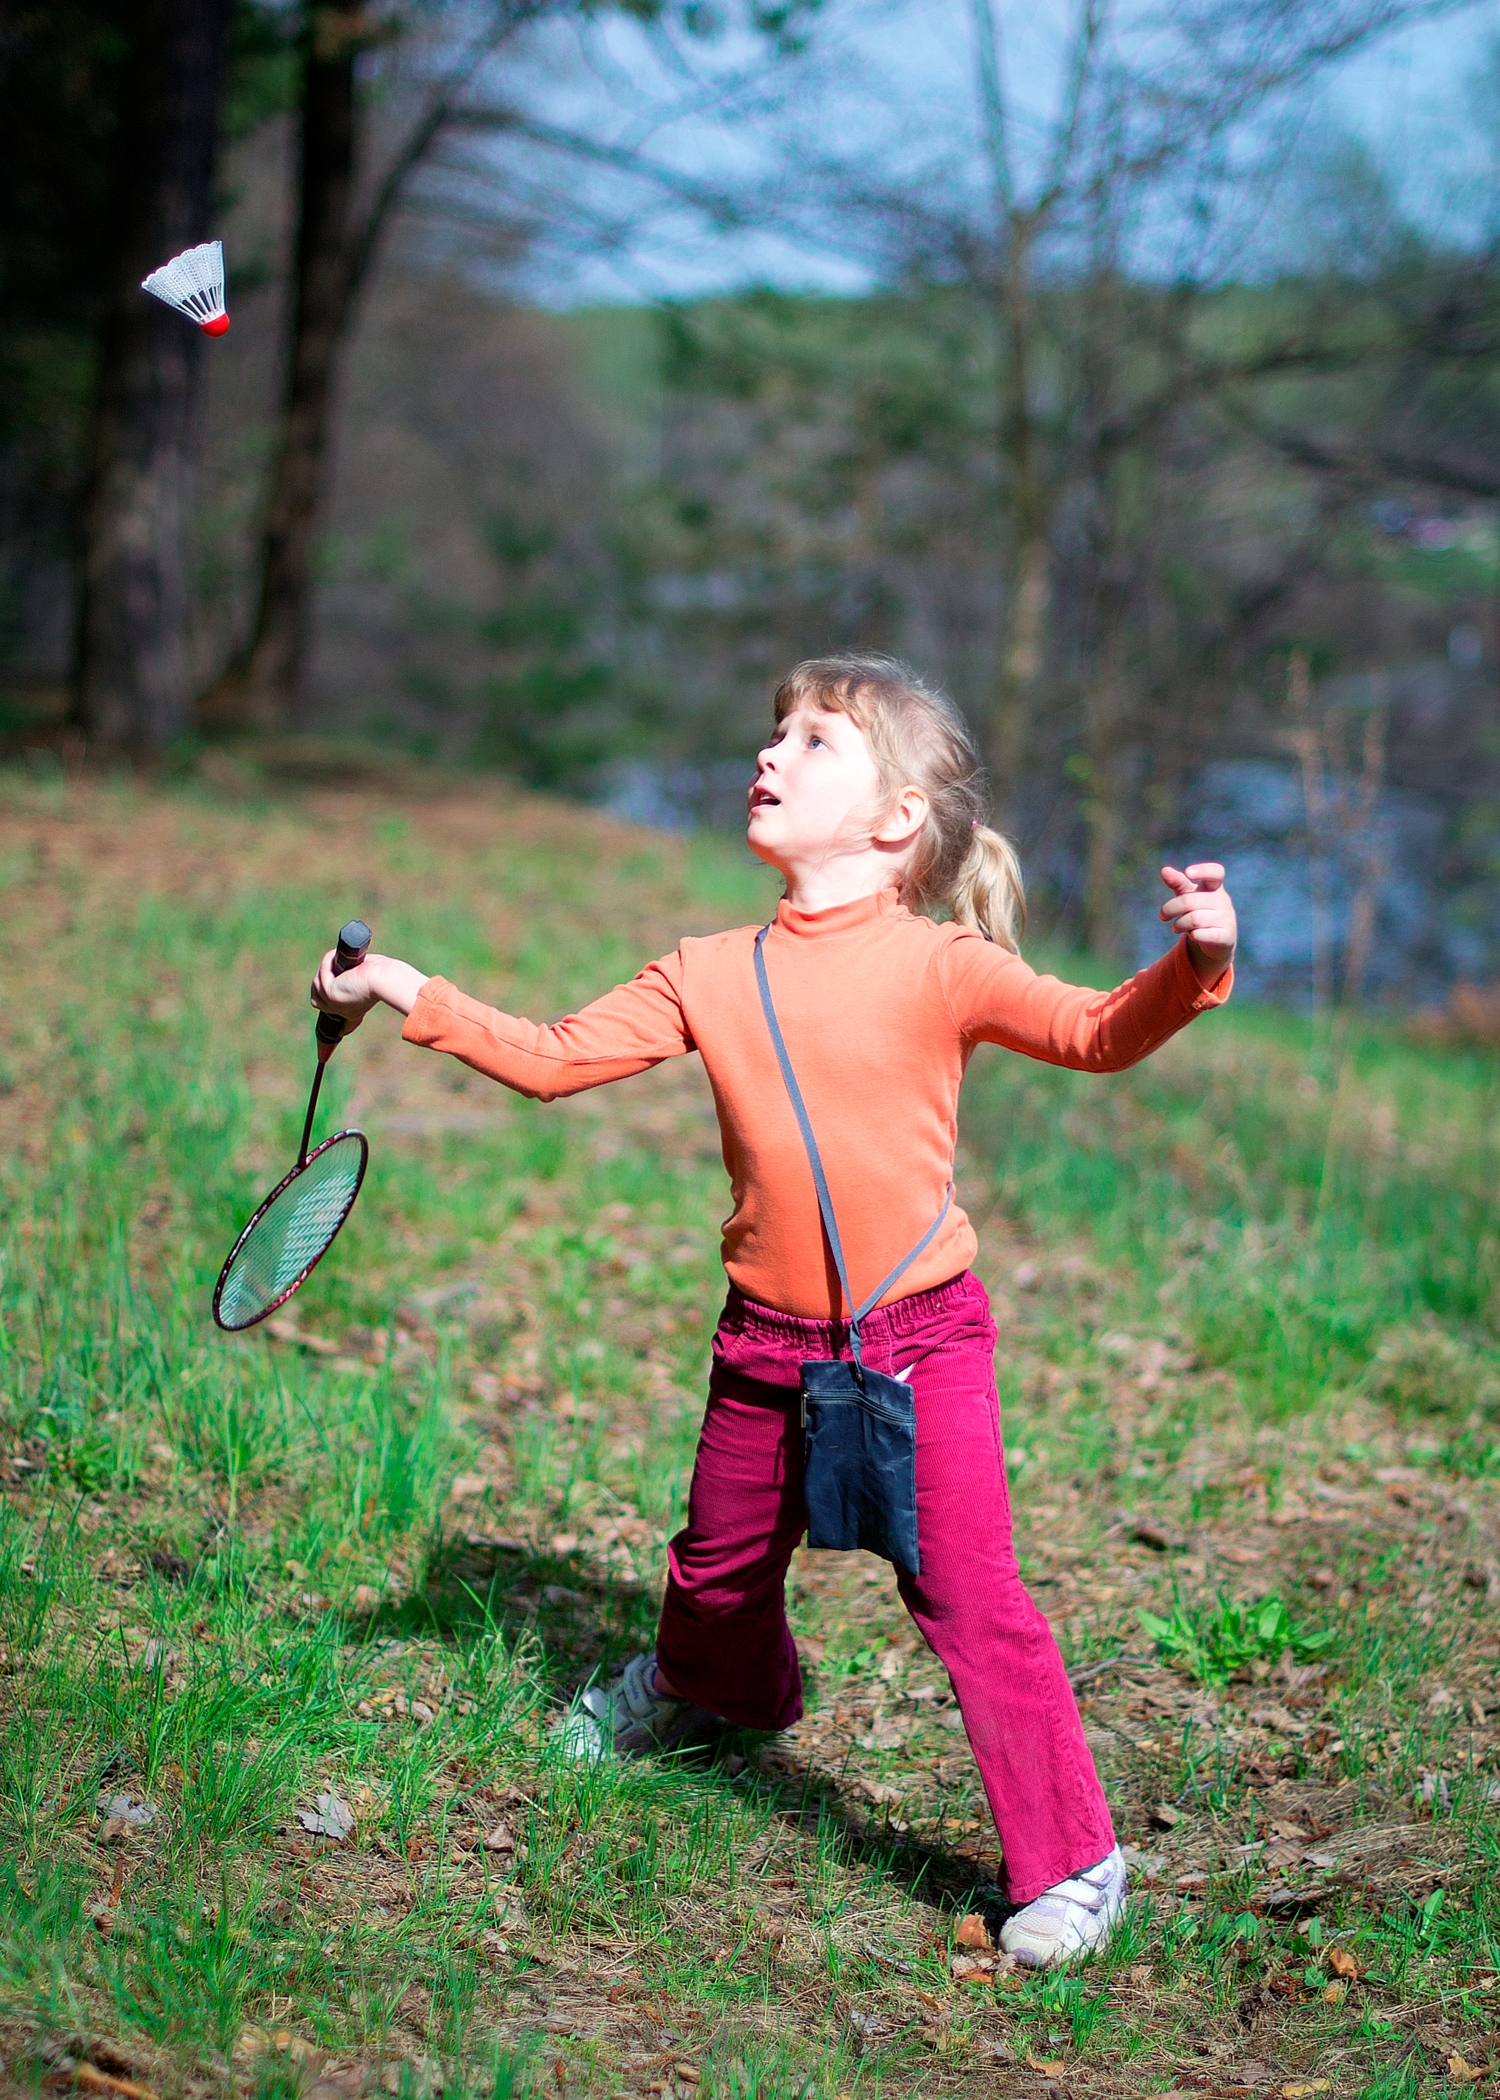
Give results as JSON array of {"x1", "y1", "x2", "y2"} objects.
[
  {"x1": 772, "y1": 653, "x2": 1027, "y2": 952},
  {"x1": 950, "y1": 823, "x2": 1026, "y2": 953}
]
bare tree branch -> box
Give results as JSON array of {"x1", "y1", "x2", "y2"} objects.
[{"x1": 346, "y1": 3, "x2": 556, "y2": 300}]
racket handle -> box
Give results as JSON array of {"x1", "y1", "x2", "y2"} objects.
[{"x1": 316, "y1": 918, "x2": 372, "y2": 1061}]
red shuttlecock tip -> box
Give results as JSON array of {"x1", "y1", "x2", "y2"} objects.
[{"x1": 201, "y1": 312, "x2": 231, "y2": 335}]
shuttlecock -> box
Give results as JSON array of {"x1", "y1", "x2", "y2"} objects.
[{"x1": 140, "y1": 240, "x2": 230, "y2": 335}]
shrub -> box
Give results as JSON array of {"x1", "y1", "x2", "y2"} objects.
[
  {"x1": 1367, "y1": 1322, "x2": 1500, "y2": 1419},
  {"x1": 1139, "y1": 1592, "x2": 1338, "y2": 1687}
]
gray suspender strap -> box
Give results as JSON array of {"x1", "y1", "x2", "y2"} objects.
[{"x1": 754, "y1": 923, "x2": 952, "y2": 1367}]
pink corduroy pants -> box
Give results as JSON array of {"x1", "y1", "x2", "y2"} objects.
[{"x1": 654, "y1": 1269, "x2": 1115, "y2": 1903}]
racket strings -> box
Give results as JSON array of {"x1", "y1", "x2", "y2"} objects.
[{"x1": 216, "y1": 1134, "x2": 365, "y2": 1330}]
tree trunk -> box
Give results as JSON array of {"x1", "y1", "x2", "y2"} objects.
[
  {"x1": 985, "y1": 231, "x2": 1052, "y2": 818},
  {"x1": 226, "y1": 6, "x2": 366, "y2": 734},
  {"x1": 74, "y1": 0, "x2": 232, "y2": 752},
  {"x1": 1081, "y1": 640, "x2": 1128, "y2": 958},
  {"x1": 989, "y1": 521, "x2": 1049, "y2": 806}
]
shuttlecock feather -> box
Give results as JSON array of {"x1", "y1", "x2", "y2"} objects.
[{"x1": 140, "y1": 241, "x2": 230, "y2": 335}]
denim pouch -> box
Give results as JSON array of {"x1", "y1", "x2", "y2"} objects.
[
  {"x1": 754, "y1": 924, "x2": 951, "y2": 1580},
  {"x1": 800, "y1": 1357, "x2": 921, "y2": 1577}
]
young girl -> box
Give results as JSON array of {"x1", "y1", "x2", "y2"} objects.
[{"x1": 312, "y1": 654, "x2": 1236, "y2": 1968}]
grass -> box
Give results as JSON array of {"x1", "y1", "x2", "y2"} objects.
[{"x1": 2, "y1": 763, "x2": 1500, "y2": 2098}]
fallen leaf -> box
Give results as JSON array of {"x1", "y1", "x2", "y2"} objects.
[
  {"x1": 482, "y1": 1819, "x2": 515, "y2": 1851},
  {"x1": 1416, "y1": 1770, "x2": 1453, "y2": 1810},
  {"x1": 1249, "y1": 1704, "x2": 1306, "y2": 1735},
  {"x1": 55, "y1": 2068, "x2": 161, "y2": 2100},
  {"x1": 674, "y1": 2067, "x2": 701, "y2": 2084},
  {"x1": 1281, "y1": 2084, "x2": 1331, "y2": 2097},
  {"x1": 237, "y1": 2031, "x2": 322, "y2": 2067},
  {"x1": 97, "y1": 1793, "x2": 157, "y2": 1843},
  {"x1": 1150, "y1": 1802, "x2": 1181, "y2": 1828},
  {"x1": 97, "y1": 1793, "x2": 156, "y2": 1826},
  {"x1": 1321, "y1": 1981, "x2": 1345, "y2": 2003},
  {"x1": 1448, "y1": 2057, "x2": 1488, "y2": 2085},
  {"x1": 275, "y1": 2032, "x2": 322, "y2": 2061},
  {"x1": 1327, "y1": 1945, "x2": 1361, "y2": 1980},
  {"x1": 297, "y1": 1791, "x2": 354, "y2": 1841},
  {"x1": 955, "y1": 1912, "x2": 992, "y2": 1950},
  {"x1": 352, "y1": 1584, "x2": 381, "y2": 1611},
  {"x1": 1026, "y1": 2056, "x2": 1065, "y2": 2077},
  {"x1": 397, "y1": 1983, "x2": 430, "y2": 2026}
]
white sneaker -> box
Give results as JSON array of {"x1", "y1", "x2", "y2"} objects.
[
  {"x1": 999, "y1": 1844, "x2": 1127, "y2": 1968},
  {"x1": 553, "y1": 1652, "x2": 720, "y2": 1761}
]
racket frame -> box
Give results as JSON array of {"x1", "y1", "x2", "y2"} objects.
[{"x1": 211, "y1": 1128, "x2": 369, "y2": 1333}]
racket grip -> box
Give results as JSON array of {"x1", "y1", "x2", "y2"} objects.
[{"x1": 316, "y1": 918, "x2": 373, "y2": 1060}]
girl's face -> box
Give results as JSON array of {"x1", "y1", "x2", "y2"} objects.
[{"x1": 746, "y1": 706, "x2": 887, "y2": 871}]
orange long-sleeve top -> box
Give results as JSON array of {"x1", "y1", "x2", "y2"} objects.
[{"x1": 403, "y1": 889, "x2": 1231, "y2": 1320}]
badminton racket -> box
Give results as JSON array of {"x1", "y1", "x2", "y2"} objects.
[{"x1": 212, "y1": 920, "x2": 372, "y2": 1332}]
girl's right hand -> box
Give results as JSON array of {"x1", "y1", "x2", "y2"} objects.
[
  {"x1": 1158, "y1": 864, "x2": 1237, "y2": 987},
  {"x1": 310, "y1": 950, "x2": 429, "y2": 1028}
]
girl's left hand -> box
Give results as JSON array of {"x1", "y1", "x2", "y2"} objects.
[{"x1": 1159, "y1": 863, "x2": 1237, "y2": 988}]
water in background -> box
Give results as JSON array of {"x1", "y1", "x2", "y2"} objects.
[
  {"x1": 1147, "y1": 759, "x2": 1472, "y2": 1007},
  {"x1": 602, "y1": 758, "x2": 752, "y2": 832}
]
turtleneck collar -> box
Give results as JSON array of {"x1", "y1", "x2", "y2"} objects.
[{"x1": 772, "y1": 889, "x2": 908, "y2": 940}]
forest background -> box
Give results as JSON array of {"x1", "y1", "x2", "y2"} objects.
[{"x1": 3, "y1": 0, "x2": 1500, "y2": 995}]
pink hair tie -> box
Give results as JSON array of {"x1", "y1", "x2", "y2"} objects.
[{"x1": 971, "y1": 819, "x2": 979, "y2": 831}]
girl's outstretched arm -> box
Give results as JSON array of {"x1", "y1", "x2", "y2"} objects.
[
  {"x1": 943, "y1": 863, "x2": 1237, "y2": 1074},
  {"x1": 311, "y1": 947, "x2": 695, "y2": 1101}
]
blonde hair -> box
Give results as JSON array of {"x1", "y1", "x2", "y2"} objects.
[{"x1": 772, "y1": 653, "x2": 1026, "y2": 951}]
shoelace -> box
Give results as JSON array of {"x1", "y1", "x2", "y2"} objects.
[{"x1": 1020, "y1": 1855, "x2": 1118, "y2": 1919}]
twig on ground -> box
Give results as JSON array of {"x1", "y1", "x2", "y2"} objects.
[{"x1": 1067, "y1": 1653, "x2": 1153, "y2": 1688}]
